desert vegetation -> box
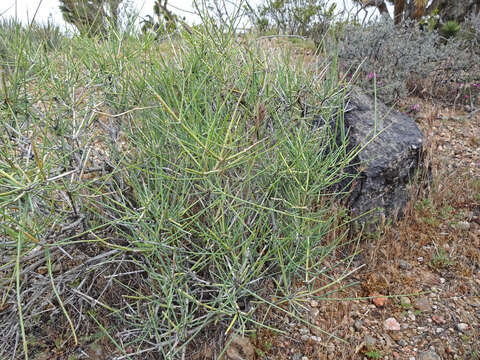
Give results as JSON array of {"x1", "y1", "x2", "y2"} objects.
[{"x1": 0, "y1": 1, "x2": 479, "y2": 359}]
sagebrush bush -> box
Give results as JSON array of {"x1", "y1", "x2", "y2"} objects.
[{"x1": 336, "y1": 19, "x2": 480, "y2": 105}]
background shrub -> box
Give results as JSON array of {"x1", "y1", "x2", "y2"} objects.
[
  {"x1": 249, "y1": 0, "x2": 338, "y2": 43},
  {"x1": 336, "y1": 19, "x2": 480, "y2": 105}
]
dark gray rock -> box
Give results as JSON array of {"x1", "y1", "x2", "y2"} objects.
[
  {"x1": 398, "y1": 259, "x2": 412, "y2": 270},
  {"x1": 341, "y1": 87, "x2": 425, "y2": 225}
]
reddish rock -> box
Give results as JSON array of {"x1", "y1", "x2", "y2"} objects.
[
  {"x1": 384, "y1": 317, "x2": 401, "y2": 331},
  {"x1": 370, "y1": 293, "x2": 388, "y2": 307}
]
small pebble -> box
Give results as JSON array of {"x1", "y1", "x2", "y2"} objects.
[
  {"x1": 399, "y1": 259, "x2": 412, "y2": 270},
  {"x1": 300, "y1": 334, "x2": 310, "y2": 342},
  {"x1": 418, "y1": 256, "x2": 424, "y2": 263},
  {"x1": 456, "y1": 323, "x2": 468, "y2": 332},
  {"x1": 310, "y1": 335, "x2": 321, "y2": 343},
  {"x1": 384, "y1": 317, "x2": 401, "y2": 331},
  {"x1": 310, "y1": 300, "x2": 319, "y2": 307},
  {"x1": 440, "y1": 277, "x2": 446, "y2": 284},
  {"x1": 432, "y1": 315, "x2": 446, "y2": 325},
  {"x1": 408, "y1": 312, "x2": 416, "y2": 322},
  {"x1": 397, "y1": 339, "x2": 408, "y2": 347},
  {"x1": 456, "y1": 221, "x2": 470, "y2": 230},
  {"x1": 299, "y1": 327, "x2": 309, "y2": 335},
  {"x1": 415, "y1": 297, "x2": 432, "y2": 312},
  {"x1": 401, "y1": 297, "x2": 412, "y2": 306},
  {"x1": 436, "y1": 327, "x2": 443, "y2": 334},
  {"x1": 372, "y1": 294, "x2": 388, "y2": 307},
  {"x1": 309, "y1": 308, "x2": 319, "y2": 318},
  {"x1": 418, "y1": 351, "x2": 441, "y2": 360}
]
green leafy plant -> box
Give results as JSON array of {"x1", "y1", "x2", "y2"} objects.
[
  {"x1": 440, "y1": 20, "x2": 460, "y2": 38},
  {"x1": 264, "y1": 341, "x2": 273, "y2": 351},
  {"x1": 472, "y1": 349, "x2": 479, "y2": 359},
  {"x1": 430, "y1": 248, "x2": 453, "y2": 269},
  {"x1": 256, "y1": 349, "x2": 266, "y2": 357},
  {"x1": 365, "y1": 349, "x2": 383, "y2": 359},
  {"x1": 419, "y1": 8, "x2": 440, "y2": 32}
]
